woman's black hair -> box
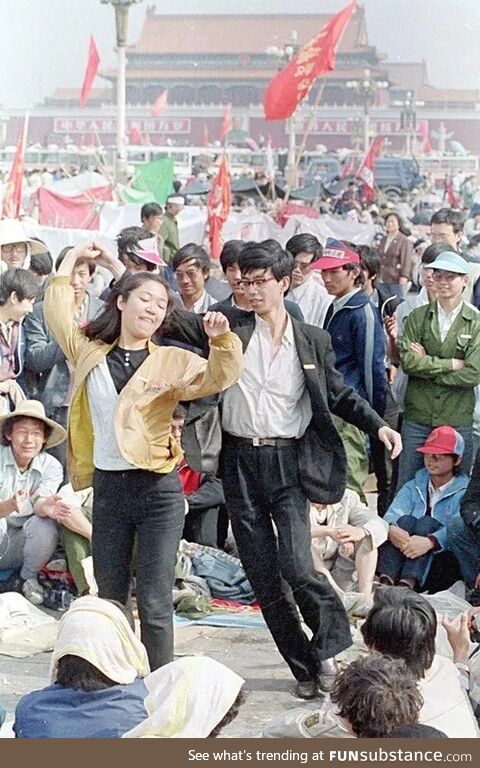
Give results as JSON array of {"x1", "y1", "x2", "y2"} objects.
[
  {"x1": 83, "y1": 271, "x2": 174, "y2": 344},
  {"x1": 361, "y1": 587, "x2": 436, "y2": 679},
  {"x1": 0, "y1": 268, "x2": 40, "y2": 305},
  {"x1": 29, "y1": 250, "x2": 53, "y2": 277},
  {"x1": 386, "y1": 211, "x2": 411, "y2": 236}
]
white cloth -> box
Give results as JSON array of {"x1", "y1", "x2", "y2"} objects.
[
  {"x1": 182, "y1": 291, "x2": 215, "y2": 314},
  {"x1": 437, "y1": 301, "x2": 463, "y2": 342},
  {"x1": 222, "y1": 315, "x2": 312, "y2": 439},
  {"x1": 49, "y1": 595, "x2": 150, "y2": 685},
  {"x1": 122, "y1": 656, "x2": 244, "y2": 738},
  {"x1": 290, "y1": 277, "x2": 331, "y2": 327},
  {"x1": 87, "y1": 360, "x2": 136, "y2": 471}
]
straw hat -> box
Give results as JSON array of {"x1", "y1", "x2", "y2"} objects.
[
  {"x1": 0, "y1": 400, "x2": 67, "y2": 448},
  {"x1": 0, "y1": 219, "x2": 47, "y2": 254}
]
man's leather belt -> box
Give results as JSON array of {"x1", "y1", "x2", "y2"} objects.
[{"x1": 225, "y1": 434, "x2": 298, "y2": 447}]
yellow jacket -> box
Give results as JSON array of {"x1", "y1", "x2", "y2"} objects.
[{"x1": 44, "y1": 276, "x2": 243, "y2": 491}]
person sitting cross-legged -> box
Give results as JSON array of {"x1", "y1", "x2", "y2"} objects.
[
  {"x1": 0, "y1": 400, "x2": 66, "y2": 604},
  {"x1": 378, "y1": 426, "x2": 468, "y2": 593}
]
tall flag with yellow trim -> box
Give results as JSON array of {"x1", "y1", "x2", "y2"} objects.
[{"x1": 263, "y1": 0, "x2": 356, "y2": 121}]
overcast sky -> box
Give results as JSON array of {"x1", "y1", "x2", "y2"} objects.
[{"x1": 0, "y1": 0, "x2": 479, "y2": 109}]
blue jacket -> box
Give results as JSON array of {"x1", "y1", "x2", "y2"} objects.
[
  {"x1": 324, "y1": 290, "x2": 387, "y2": 416},
  {"x1": 384, "y1": 468, "x2": 469, "y2": 550}
]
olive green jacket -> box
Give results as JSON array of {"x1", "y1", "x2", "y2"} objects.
[
  {"x1": 400, "y1": 300, "x2": 480, "y2": 427},
  {"x1": 158, "y1": 212, "x2": 179, "y2": 265}
]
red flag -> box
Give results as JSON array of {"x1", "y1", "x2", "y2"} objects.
[
  {"x1": 356, "y1": 136, "x2": 384, "y2": 200},
  {"x1": 207, "y1": 154, "x2": 231, "y2": 260},
  {"x1": 418, "y1": 121, "x2": 432, "y2": 155},
  {"x1": 220, "y1": 104, "x2": 233, "y2": 141},
  {"x1": 80, "y1": 36, "x2": 100, "y2": 107},
  {"x1": 445, "y1": 178, "x2": 461, "y2": 208},
  {"x1": 128, "y1": 126, "x2": 142, "y2": 144},
  {"x1": 2, "y1": 116, "x2": 29, "y2": 219},
  {"x1": 263, "y1": 0, "x2": 356, "y2": 120},
  {"x1": 151, "y1": 89, "x2": 169, "y2": 118}
]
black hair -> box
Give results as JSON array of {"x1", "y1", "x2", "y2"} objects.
[
  {"x1": 207, "y1": 689, "x2": 246, "y2": 738},
  {"x1": 116, "y1": 226, "x2": 157, "y2": 273},
  {"x1": 385, "y1": 211, "x2": 410, "y2": 236},
  {"x1": 1, "y1": 416, "x2": 51, "y2": 446},
  {"x1": 55, "y1": 246, "x2": 96, "y2": 277},
  {"x1": 358, "y1": 245, "x2": 380, "y2": 279},
  {"x1": 387, "y1": 724, "x2": 448, "y2": 739},
  {"x1": 84, "y1": 271, "x2": 174, "y2": 344},
  {"x1": 0, "y1": 268, "x2": 40, "y2": 306},
  {"x1": 285, "y1": 233, "x2": 323, "y2": 262},
  {"x1": 430, "y1": 208, "x2": 465, "y2": 234},
  {"x1": 330, "y1": 653, "x2": 422, "y2": 738},
  {"x1": 237, "y1": 239, "x2": 294, "y2": 281},
  {"x1": 56, "y1": 655, "x2": 118, "y2": 692},
  {"x1": 219, "y1": 240, "x2": 245, "y2": 273},
  {"x1": 172, "y1": 243, "x2": 210, "y2": 273},
  {"x1": 361, "y1": 587, "x2": 436, "y2": 679},
  {"x1": 421, "y1": 242, "x2": 458, "y2": 266},
  {"x1": 141, "y1": 202, "x2": 163, "y2": 221},
  {"x1": 29, "y1": 251, "x2": 53, "y2": 277}
]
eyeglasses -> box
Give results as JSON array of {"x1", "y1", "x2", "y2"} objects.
[
  {"x1": 2, "y1": 243, "x2": 27, "y2": 255},
  {"x1": 238, "y1": 277, "x2": 277, "y2": 289},
  {"x1": 174, "y1": 268, "x2": 202, "y2": 282},
  {"x1": 431, "y1": 270, "x2": 463, "y2": 282},
  {"x1": 293, "y1": 260, "x2": 311, "y2": 273}
]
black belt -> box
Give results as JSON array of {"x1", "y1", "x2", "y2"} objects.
[{"x1": 225, "y1": 434, "x2": 298, "y2": 447}]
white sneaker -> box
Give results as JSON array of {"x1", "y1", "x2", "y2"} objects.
[{"x1": 22, "y1": 578, "x2": 44, "y2": 606}]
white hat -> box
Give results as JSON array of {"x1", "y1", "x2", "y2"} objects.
[
  {"x1": 166, "y1": 196, "x2": 185, "y2": 206},
  {"x1": 0, "y1": 399, "x2": 67, "y2": 448},
  {"x1": 0, "y1": 219, "x2": 47, "y2": 254}
]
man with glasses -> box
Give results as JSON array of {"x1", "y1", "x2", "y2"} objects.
[
  {"x1": 286, "y1": 233, "x2": 330, "y2": 327},
  {"x1": 398, "y1": 252, "x2": 480, "y2": 488},
  {"x1": 164, "y1": 239, "x2": 401, "y2": 700}
]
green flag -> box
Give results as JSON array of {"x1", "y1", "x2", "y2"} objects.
[
  {"x1": 132, "y1": 158, "x2": 174, "y2": 205},
  {"x1": 122, "y1": 186, "x2": 154, "y2": 204}
]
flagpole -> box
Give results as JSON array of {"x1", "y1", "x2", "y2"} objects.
[{"x1": 283, "y1": 78, "x2": 326, "y2": 205}]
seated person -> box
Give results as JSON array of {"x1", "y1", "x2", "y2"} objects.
[
  {"x1": 173, "y1": 405, "x2": 225, "y2": 548},
  {"x1": 447, "y1": 449, "x2": 480, "y2": 604},
  {"x1": 14, "y1": 595, "x2": 245, "y2": 738},
  {"x1": 0, "y1": 400, "x2": 66, "y2": 604},
  {"x1": 378, "y1": 426, "x2": 468, "y2": 592},
  {"x1": 330, "y1": 653, "x2": 422, "y2": 738},
  {"x1": 264, "y1": 588, "x2": 479, "y2": 738},
  {"x1": 309, "y1": 488, "x2": 388, "y2": 617}
]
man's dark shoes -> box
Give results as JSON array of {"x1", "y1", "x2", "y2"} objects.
[{"x1": 294, "y1": 679, "x2": 318, "y2": 700}]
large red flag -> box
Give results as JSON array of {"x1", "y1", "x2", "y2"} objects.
[
  {"x1": 220, "y1": 104, "x2": 233, "y2": 141},
  {"x1": 2, "y1": 116, "x2": 29, "y2": 219},
  {"x1": 356, "y1": 136, "x2": 384, "y2": 200},
  {"x1": 151, "y1": 89, "x2": 169, "y2": 118},
  {"x1": 264, "y1": 0, "x2": 356, "y2": 121},
  {"x1": 80, "y1": 36, "x2": 100, "y2": 107},
  {"x1": 208, "y1": 154, "x2": 231, "y2": 260}
]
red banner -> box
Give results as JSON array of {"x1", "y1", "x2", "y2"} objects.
[
  {"x1": 151, "y1": 89, "x2": 169, "y2": 118},
  {"x1": 80, "y1": 36, "x2": 100, "y2": 107},
  {"x1": 356, "y1": 136, "x2": 384, "y2": 199},
  {"x1": 2, "y1": 117, "x2": 28, "y2": 219},
  {"x1": 36, "y1": 186, "x2": 113, "y2": 229},
  {"x1": 263, "y1": 0, "x2": 356, "y2": 121},
  {"x1": 208, "y1": 154, "x2": 231, "y2": 259}
]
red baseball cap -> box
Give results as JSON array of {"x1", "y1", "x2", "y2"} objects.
[
  {"x1": 311, "y1": 238, "x2": 360, "y2": 270},
  {"x1": 416, "y1": 426, "x2": 465, "y2": 457}
]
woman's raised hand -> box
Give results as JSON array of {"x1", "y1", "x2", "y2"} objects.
[{"x1": 202, "y1": 311, "x2": 230, "y2": 338}]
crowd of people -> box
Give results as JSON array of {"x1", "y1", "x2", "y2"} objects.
[{"x1": 2, "y1": 175, "x2": 480, "y2": 738}]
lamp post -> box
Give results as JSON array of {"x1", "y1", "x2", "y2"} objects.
[
  {"x1": 266, "y1": 31, "x2": 299, "y2": 186},
  {"x1": 393, "y1": 91, "x2": 425, "y2": 155},
  {"x1": 345, "y1": 69, "x2": 389, "y2": 151},
  {"x1": 100, "y1": 0, "x2": 143, "y2": 184}
]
